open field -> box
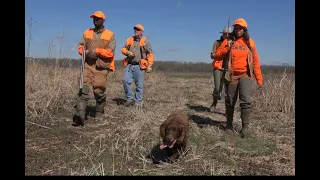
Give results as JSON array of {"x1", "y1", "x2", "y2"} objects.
[{"x1": 25, "y1": 59, "x2": 295, "y2": 176}]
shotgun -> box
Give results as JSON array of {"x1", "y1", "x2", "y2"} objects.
[
  {"x1": 218, "y1": 16, "x2": 231, "y2": 100},
  {"x1": 79, "y1": 46, "x2": 85, "y2": 95}
]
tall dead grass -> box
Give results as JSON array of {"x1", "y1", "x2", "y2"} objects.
[
  {"x1": 25, "y1": 61, "x2": 295, "y2": 175},
  {"x1": 252, "y1": 69, "x2": 295, "y2": 114},
  {"x1": 25, "y1": 60, "x2": 79, "y2": 120},
  {"x1": 25, "y1": 61, "x2": 295, "y2": 120}
]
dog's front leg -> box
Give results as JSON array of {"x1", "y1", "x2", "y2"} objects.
[{"x1": 169, "y1": 151, "x2": 180, "y2": 162}]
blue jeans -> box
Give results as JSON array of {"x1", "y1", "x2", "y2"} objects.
[{"x1": 122, "y1": 65, "x2": 145, "y2": 104}]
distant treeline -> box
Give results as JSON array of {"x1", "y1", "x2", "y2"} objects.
[{"x1": 25, "y1": 57, "x2": 295, "y2": 74}]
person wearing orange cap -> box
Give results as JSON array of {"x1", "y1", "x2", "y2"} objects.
[
  {"x1": 121, "y1": 24, "x2": 154, "y2": 107},
  {"x1": 73, "y1": 10, "x2": 116, "y2": 126},
  {"x1": 209, "y1": 27, "x2": 233, "y2": 113},
  {"x1": 213, "y1": 18, "x2": 263, "y2": 138}
]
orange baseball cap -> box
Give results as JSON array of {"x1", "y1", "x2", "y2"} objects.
[
  {"x1": 233, "y1": 18, "x2": 247, "y2": 28},
  {"x1": 133, "y1": 24, "x2": 144, "y2": 31},
  {"x1": 90, "y1": 11, "x2": 106, "y2": 20}
]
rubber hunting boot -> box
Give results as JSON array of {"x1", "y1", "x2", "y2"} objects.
[
  {"x1": 72, "y1": 100, "x2": 87, "y2": 126},
  {"x1": 209, "y1": 98, "x2": 218, "y2": 113},
  {"x1": 95, "y1": 101, "x2": 106, "y2": 121},
  {"x1": 225, "y1": 105, "x2": 234, "y2": 132},
  {"x1": 240, "y1": 108, "x2": 251, "y2": 138}
]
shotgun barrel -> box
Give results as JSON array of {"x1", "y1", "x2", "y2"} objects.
[
  {"x1": 79, "y1": 46, "x2": 85, "y2": 90},
  {"x1": 218, "y1": 16, "x2": 231, "y2": 99}
]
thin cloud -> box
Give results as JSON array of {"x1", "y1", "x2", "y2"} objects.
[
  {"x1": 166, "y1": 48, "x2": 179, "y2": 52},
  {"x1": 176, "y1": 1, "x2": 183, "y2": 8}
]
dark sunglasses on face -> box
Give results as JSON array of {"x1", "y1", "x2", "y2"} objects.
[
  {"x1": 233, "y1": 27, "x2": 243, "y2": 31},
  {"x1": 93, "y1": 17, "x2": 103, "y2": 21},
  {"x1": 134, "y1": 28, "x2": 141, "y2": 31}
]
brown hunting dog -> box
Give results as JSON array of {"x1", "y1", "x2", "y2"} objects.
[{"x1": 159, "y1": 111, "x2": 190, "y2": 162}]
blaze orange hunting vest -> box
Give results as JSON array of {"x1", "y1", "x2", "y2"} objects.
[
  {"x1": 83, "y1": 28, "x2": 114, "y2": 71},
  {"x1": 122, "y1": 37, "x2": 149, "y2": 69}
]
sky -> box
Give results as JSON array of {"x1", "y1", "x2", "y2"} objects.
[{"x1": 25, "y1": 0, "x2": 295, "y2": 65}]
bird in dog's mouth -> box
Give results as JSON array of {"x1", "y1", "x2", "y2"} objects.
[{"x1": 160, "y1": 139, "x2": 176, "y2": 149}]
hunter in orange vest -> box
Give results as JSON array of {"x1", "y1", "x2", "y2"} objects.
[
  {"x1": 73, "y1": 11, "x2": 116, "y2": 126},
  {"x1": 121, "y1": 24, "x2": 154, "y2": 107},
  {"x1": 209, "y1": 26, "x2": 232, "y2": 114},
  {"x1": 213, "y1": 18, "x2": 263, "y2": 138}
]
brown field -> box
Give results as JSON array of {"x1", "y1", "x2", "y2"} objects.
[{"x1": 25, "y1": 59, "x2": 295, "y2": 176}]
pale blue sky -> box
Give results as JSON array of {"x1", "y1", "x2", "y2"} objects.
[{"x1": 25, "y1": 0, "x2": 295, "y2": 65}]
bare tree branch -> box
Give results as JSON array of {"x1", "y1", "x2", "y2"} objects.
[{"x1": 25, "y1": 17, "x2": 37, "y2": 57}]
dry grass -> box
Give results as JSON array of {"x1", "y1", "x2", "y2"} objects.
[{"x1": 25, "y1": 60, "x2": 295, "y2": 176}]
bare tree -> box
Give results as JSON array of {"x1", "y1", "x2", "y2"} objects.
[
  {"x1": 63, "y1": 39, "x2": 77, "y2": 68},
  {"x1": 48, "y1": 28, "x2": 78, "y2": 68},
  {"x1": 46, "y1": 27, "x2": 65, "y2": 88},
  {"x1": 55, "y1": 27, "x2": 64, "y2": 68},
  {"x1": 25, "y1": 17, "x2": 37, "y2": 57},
  {"x1": 48, "y1": 37, "x2": 54, "y2": 58}
]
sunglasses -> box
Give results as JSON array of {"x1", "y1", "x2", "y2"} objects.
[
  {"x1": 93, "y1": 17, "x2": 103, "y2": 21},
  {"x1": 233, "y1": 27, "x2": 243, "y2": 31},
  {"x1": 134, "y1": 27, "x2": 142, "y2": 31}
]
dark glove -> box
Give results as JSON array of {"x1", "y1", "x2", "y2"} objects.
[{"x1": 86, "y1": 50, "x2": 98, "y2": 59}]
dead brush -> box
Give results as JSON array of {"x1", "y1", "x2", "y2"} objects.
[
  {"x1": 252, "y1": 68, "x2": 295, "y2": 114},
  {"x1": 25, "y1": 61, "x2": 79, "y2": 120},
  {"x1": 25, "y1": 59, "x2": 295, "y2": 176}
]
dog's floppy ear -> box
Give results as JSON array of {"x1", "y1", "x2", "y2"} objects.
[
  {"x1": 160, "y1": 120, "x2": 170, "y2": 140},
  {"x1": 177, "y1": 123, "x2": 186, "y2": 142}
]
